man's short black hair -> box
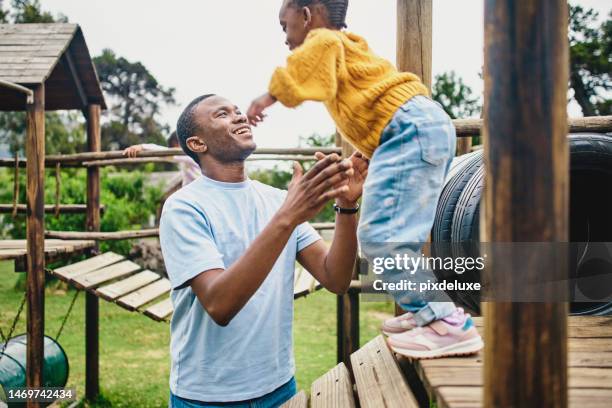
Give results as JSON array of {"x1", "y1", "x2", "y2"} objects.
[{"x1": 176, "y1": 94, "x2": 216, "y2": 165}]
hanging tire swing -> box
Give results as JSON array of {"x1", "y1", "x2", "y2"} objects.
[{"x1": 0, "y1": 289, "x2": 79, "y2": 405}]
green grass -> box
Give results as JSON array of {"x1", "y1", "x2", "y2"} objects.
[{"x1": 0, "y1": 261, "x2": 393, "y2": 407}]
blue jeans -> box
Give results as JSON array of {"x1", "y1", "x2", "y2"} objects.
[
  {"x1": 358, "y1": 95, "x2": 457, "y2": 326},
  {"x1": 169, "y1": 377, "x2": 296, "y2": 408}
]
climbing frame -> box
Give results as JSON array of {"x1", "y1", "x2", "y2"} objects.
[{"x1": 49, "y1": 252, "x2": 322, "y2": 322}]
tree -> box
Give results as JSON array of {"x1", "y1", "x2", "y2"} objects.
[
  {"x1": 93, "y1": 49, "x2": 176, "y2": 150},
  {"x1": 432, "y1": 71, "x2": 481, "y2": 120},
  {"x1": 0, "y1": 0, "x2": 66, "y2": 23},
  {"x1": 569, "y1": 5, "x2": 611, "y2": 116},
  {"x1": 0, "y1": 1, "x2": 8, "y2": 22}
]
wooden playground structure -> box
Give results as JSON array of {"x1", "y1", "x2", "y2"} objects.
[{"x1": 1, "y1": 1, "x2": 612, "y2": 407}]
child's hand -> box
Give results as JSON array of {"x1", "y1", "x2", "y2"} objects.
[
  {"x1": 247, "y1": 93, "x2": 276, "y2": 126},
  {"x1": 123, "y1": 144, "x2": 144, "y2": 158}
]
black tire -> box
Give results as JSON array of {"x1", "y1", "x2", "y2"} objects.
[
  {"x1": 430, "y1": 134, "x2": 612, "y2": 316},
  {"x1": 449, "y1": 164, "x2": 485, "y2": 313},
  {"x1": 568, "y1": 134, "x2": 612, "y2": 315},
  {"x1": 432, "y1": 150, "x2": 483, "y2": 243}
]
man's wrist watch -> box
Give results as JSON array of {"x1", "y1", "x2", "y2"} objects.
[{"x1": 333, "y1": 203, "x2": 360, "y2": 214}]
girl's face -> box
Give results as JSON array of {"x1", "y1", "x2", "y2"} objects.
[{"x1": 279, "y1": 1, "x2": 311, "y2": 50}]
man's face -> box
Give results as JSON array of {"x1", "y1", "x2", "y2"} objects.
[{"x1": 189, "y1": 96, "x2": 256, "y2": 162}]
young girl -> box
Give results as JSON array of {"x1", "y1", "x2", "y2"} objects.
[{"x1": 247, "y1": 0, "x2": 483, "y2": 359}]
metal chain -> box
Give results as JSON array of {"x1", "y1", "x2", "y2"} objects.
[
  {"x1": 0, "y1": 291, "x2": 27, "y2": 361},
  {"x1": 55, "y1": 289, "x2": 80, "y2": 341}
]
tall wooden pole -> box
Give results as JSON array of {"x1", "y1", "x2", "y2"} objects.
[
  {"x1": 483, "y1": 2, "x2": 569, "y2": 407},
  {"x1": 336, "y1": 135, "x2": 360, "y2": 369},
  {"x1": 395, "y1": 0, "x2": 433, "y2": 317},
  {"x1": 85, "y1": 104, "x2": 101, "y2": 401},
  {"x1": 397, "y1": 0, "x2": 432, "y2": 90},
  {"x1": 26, "y1": 84, "x2": 45, "y2": 408}
]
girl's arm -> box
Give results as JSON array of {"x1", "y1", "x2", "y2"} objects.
[
  {"x1": 123, "y1": 143, "x2": 168, "y2": 158},
  {"x1": 247, "y1": 30, "x2": 342, "y2": 125}
]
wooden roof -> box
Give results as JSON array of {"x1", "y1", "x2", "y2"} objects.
[{"x1": 0, "y1": 23, "x2": 106, "y2": 111}]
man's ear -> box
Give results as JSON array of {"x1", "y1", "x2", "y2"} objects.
[{"x1": 186, "y1": 136, "x2": 207, "y2": 155}]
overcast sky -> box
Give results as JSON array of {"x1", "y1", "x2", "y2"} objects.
[{"x1": 40, "y1": 0, "x2": 610, "y2": 149}]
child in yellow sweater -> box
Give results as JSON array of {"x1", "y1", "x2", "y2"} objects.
[{"x1": 247, "y1": 0, "x2": 482, "y2": 359}]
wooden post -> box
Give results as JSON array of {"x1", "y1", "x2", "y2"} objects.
[
  {"x1": 396, "y1": 0, "x2": 433, "y2": 89},
  {"x1": 395, "y1": 0, "x2": 433, "y2": 317},
  {"x1": 336, "y1": 136, "x2": 360, "y2": 368},
  {"x1": 456, "y1": 137, "x2": 473, "y2": 156},
  {"x1": 25, "y1": 84, "x2": 45, "y2": 408},
  {"x1": 483, "y1": 2, "x2": 569, "y2": 407},
  {"x1": 85, "y1": 104, "x2": 101, "y2": 401}
]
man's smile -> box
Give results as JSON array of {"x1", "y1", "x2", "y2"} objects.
[{"x1": 232, "y1": 124, "x2": 253, "y2": 138}]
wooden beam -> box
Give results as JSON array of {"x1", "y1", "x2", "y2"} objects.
[
  {"x1": 453, "y1": 116, "x2": 612, "y2": 137},
  {"x1": 25, "y1": 84, "x2": 44, "y2": 408},
  {"x1": 336, "y1": 136, "x2": 360, "y2": 369},
  {"x1": 483, "y1": 2, "x2": 569, "y2": 407},
  {"x1": 61, "y1": 49, "x2": 88, "y2": 110},
  {"x1": 395, "y1": 0, "x2": 434, "y2": 318},
  {"x1": 397, "y1": 0, "x2": 433, "y2": 89},
  {"x1": 46, "y1": 228, "x2": 159, "y2": 241},
  {"x1": 85, "y1": 104, "x2": 101, "y2": 402},
  {"x1": 44, "y1": 147, "x2": 343, "y2": 165},
  {"x1": 46, "y1": 223, "x2": 335, "y2": 241},
  {"x1": 0, "y1": 204, "x2": 103, "y2": 214}
]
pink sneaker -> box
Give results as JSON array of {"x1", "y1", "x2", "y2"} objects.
[
  {"x1": 381, "y1": 312, "x2": 417, "y2": 336},
  {"x1": 387, "y1": 313, "x2": 483, "y2": 359}
]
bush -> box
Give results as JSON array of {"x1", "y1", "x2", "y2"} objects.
[{"x1": 0, "y1": 167, "x2": 163, "y2": 256}]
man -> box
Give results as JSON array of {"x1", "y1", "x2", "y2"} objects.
[
  {"x1": 160, "y1": 94, "x2": 368, "y2": 407},
  {"x1": 123, "y1": 131, "x2": 201, "y2": 187}
]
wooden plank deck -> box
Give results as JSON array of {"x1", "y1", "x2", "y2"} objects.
[
  {"x1": 0, "y1": 239, "x2": 95, "y2": 261},
  {"x1": 48, "y1": 252, "x2": 323, "y2": 323},
  {"x1": 351, "y1": 336, "x2": 419, "y2": 408},
  {"x1": 403, "y1": 316, "x2": 612, "y2": 408}
]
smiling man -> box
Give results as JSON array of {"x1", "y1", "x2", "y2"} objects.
[{"x1": 159, "y1": 94, "x2": 368, "y2": 407}]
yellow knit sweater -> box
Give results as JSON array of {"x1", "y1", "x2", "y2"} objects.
[{"x1": 269, "y1": 28, "x2": 429, "y2": 158}]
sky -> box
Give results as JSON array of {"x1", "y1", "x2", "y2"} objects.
[{"x1": 38, "y1": 0, "x2": 611, "y2": 149}]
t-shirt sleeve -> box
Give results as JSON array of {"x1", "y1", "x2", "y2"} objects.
[
  {"x1": 160, "y1": 199, "x2": 225, "y2": 289},
  {"x1": 141, "y1": 143, "x2": 169, "y2": 151},
  {"x1": 296, "y1": 221, "x2": 322, "y2": 253}
]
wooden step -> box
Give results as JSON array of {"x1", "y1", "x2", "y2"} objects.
[
  {"x1": 53, "y1": 252, "x2": 124, "y2": 281},
  {"x1": 350, "y1": 335, "x2": 419, "y2": 408},
  {"x1": 144, "y1": 297, "x2": 174, "y2": 322},
  {"x1": 293, "y1": 267, "x2": 320, "y2": 299},
  {"x1": 96, "y1": 270, "x2": 160, "y2": 301},
  {"x1": 71, "y1": 260, "x2": 141, "y2": 289},
  {"x1": 311, "y1": 362, "x2": 356, "y2": 408},
  {"x1": 116, "y1": 279, "x2": 171, "y2": 311},
  {"x1": 280, "y1": 390, "x2": 308, "y2": 408}
]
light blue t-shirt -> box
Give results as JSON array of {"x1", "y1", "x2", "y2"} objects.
[{"x1": 159, "y1": 175, "x2": 320, "y2": 402}]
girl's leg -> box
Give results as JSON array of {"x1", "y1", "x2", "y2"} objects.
[{"x1": 358, "y1": 96, "x2": 457, "y2": 327}]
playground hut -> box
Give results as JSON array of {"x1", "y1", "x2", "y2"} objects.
[{"x1": 0, "y1": 22, "x2": 105, "y2": 402}]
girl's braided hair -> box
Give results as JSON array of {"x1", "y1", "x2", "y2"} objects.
[{"x1": 293, "y1": 0, "x2": 348, "y2": 29}]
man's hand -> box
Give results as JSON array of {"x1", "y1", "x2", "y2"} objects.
[
  {"x1": 279, "y1": 154, "x2": 354, "y2": 226},
  {"x1": 315, "y1": 151, "x2": 368, "y2": 206},
  {"x1": 247, "y1": 93, "x2": 276, "y2": 126},
  {"x1": 123, "y1": 144, "x2": 144, "y2": 158}
]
